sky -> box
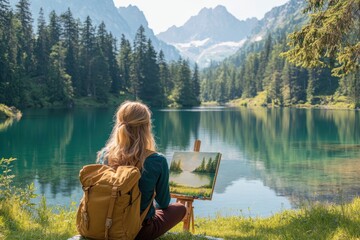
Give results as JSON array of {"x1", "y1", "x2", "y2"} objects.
[{"x1": 113, "y1": 0, "x2": 289, "y2": 34}]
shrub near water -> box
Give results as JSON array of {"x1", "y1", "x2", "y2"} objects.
[
  {"x1": 0, "y1": 158, "x2": 76, "y2": 239},
  {"x1": 1, "y1": 157, "x2": 360, "y2": 240}
]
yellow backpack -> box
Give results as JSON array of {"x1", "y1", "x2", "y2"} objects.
[{"x1": 76, "y1": 152, "x2": 154, "y2": 240}]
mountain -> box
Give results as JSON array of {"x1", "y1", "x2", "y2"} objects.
[
  {"x1": 117, "y1": 5, "x2": 180, "y2": 61},
  {"x1": 249, "y1": 0, "x2": 307, "y2": 42},
  {"x1": 157, "y1": 5, "x2": 258, "y2": 68},
  {"x1": 8, "y1": 0, "x2": 180, "y2": 61}
]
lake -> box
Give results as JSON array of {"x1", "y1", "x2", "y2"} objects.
[{"x1": 1, "y1": 107, "x2": 359, "y2": 218}]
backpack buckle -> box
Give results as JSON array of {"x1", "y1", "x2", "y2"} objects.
[
  {"x1": 105, "y1": 218, "x2": 112, "y2": 228},
  {"x1": 111, "y1": 187, "x2": 119, "y2": 198},
  {"x1": 105, "y1": 218, "x2": 112, "y2": 240}
]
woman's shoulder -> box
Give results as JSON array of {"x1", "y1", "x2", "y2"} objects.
[
  {"x1": 146, "y1": 152, "x2": 166, "y2": 161},
  {"x1": 145, "y1": 152, "x2": 168, "y2": 167}
]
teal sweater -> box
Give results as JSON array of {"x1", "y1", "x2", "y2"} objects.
[
  {"x1": 139, "y1": 153, "x2": 171, "y2": 220},
  {"x1": 98, "y1": 152, "x2": 171, "y2": 220}
]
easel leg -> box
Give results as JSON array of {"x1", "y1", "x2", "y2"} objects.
[
  {"x1": 191, "y1": 206, "x2": 195, "y2": 233},
  {"x1": 176, "y1": 198, "x2": 194, "y2": 232}
]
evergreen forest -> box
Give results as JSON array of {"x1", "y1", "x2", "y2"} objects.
[
  {"x1": 201, "y1": 30, "x2": 360, "y2": 107},
  {"x1": 201, "y1": 0, "x2": 359, "y2": 108},
  {"x1": 0, "y1": 0, "x2": 200, "y2": 108},
  {"x1": 0, "y1": 0, "x2": 359, "y2": 109}
]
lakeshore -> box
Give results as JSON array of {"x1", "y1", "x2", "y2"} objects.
[
  {"x1": 0, "y1": 104, "x2": 22, "y2": 119},
  {"x1": 0, "y1": 194, "x2": 359, "y2": 240}
]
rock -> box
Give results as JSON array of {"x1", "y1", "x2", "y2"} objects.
[{"x1": 67, "y1": 235, "x2": 86, "y2": 240}]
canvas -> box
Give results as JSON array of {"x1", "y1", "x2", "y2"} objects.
[{"x1": 169, "y1": 151, "x2": 222, "y2": 200}]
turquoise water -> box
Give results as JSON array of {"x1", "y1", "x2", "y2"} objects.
[{"x1": 1, "y1": 107, "x2": 359, "y2": 218}]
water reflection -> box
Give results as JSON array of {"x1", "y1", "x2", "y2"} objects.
[
  {"x1": 153, "y1": 109, "x2": 200, "y2": 150},
  {"x1": 0, "y1": 107, "x2": 359, "y2": 217},
  {"x1": 0, "y1": 118, "x2": 15, "y2": 132},
  {"x1": 1, "y1": 108, "x2": 113, "y2": 198},
  {"x1": 195, "y1": 108, "x2": 360, "y2": 206}
]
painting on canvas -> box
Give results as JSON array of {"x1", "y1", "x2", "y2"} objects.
[{"x1": 169, "y1": 151, "x2": 222, "y2": 200}]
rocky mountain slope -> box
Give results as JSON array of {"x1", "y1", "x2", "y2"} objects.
[{"x1": 157, "y1": 5, "x2": 258, "y2": 67}]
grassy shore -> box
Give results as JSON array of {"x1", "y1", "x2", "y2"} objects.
[
  {"x1": 1, "y1": 195, "x2": 360, "y2": 239},
  {"x1": 224, "y1": 92, "x2": 358, "y2": 110},
  {"x1": 0, "y1": 104, "x2": 22, "y2": 119},
  {"x1": 1, "y1": 158, "x2": 360, "y2": 240}
]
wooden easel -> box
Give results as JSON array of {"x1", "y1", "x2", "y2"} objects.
[{"x1": 170, "y1": 139, "x2": 201, "y2": 233}]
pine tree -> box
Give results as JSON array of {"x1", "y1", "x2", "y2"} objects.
[
  {"x1": 61, "y1": 8, "x2": 80, "y2": 96},
  {"x1": 256, "y1": 34, "x2": 272, "y2": 91},
  {"x1": 15, "y1": 0, "x2": 33, "y2": 73},
  {"x1": 281, "y1": 61, "x2": 303, "y2": 105},
  {"x1": 242, "y1": 54, "x2": 258, "y2": 98},
  {"x1": 281, "y1": 61, "x2": 292, "y2": 106},
  {"x1": 48, "y1": 11, "x2": 61, "y2": 48},
  {"x1": 141, "y1": 38, "x2": 162, "y2": 107},
  {"x1": 306, "y1": 68, "x2": 319, "y2": 104},
  {"x1": 48, "y1": 43, "x2": 74, "y2": 105},
  {"x1": 350, "y1": 71, "x2": 360, "y2": 108},
  {"x1": 339, "y1": 70, "x2": 360, "y2": 108},
  {"x1": 79, "y1": 16, "x2": 96, "y2": 96},
  {"x1": 0, "y1": 0, "x2": 10, "y2": 26},
  {"x1": 267, "y1": 71, "x2": 282, "y2": 106},
  {"x1": 172, "y1": 59, "x2": 193, "y2": 107},
  {"x1": 118, "y1": 34, "x2": 132, "y2": 91},
  {"x1": 107, "y1": 33, "x2": 122, "y2": 95},
  {"x1": 34, "y1": 8, "x2": 49, "y2": 77},
  {"x1": 91, "y1": 21, "x2": 111, "y2": 102},
  {"x1": 130, "y1": 25, "x2": 147, "y2": 99},
  {"x1": 282, "y1": 0, "x2": 360, "y2": 77},
  {"x1": 192, "y1": 63, "x2": 201, "y2": 105},
  {"x1": 158, "y1": 50, "x2": 170, "y2": 104},
  {"x1": 0, "y1": 0, "x2": 12, "y2": 105},
  {"x1": 227, "y1": 68, "x2": 237, "y2": 100},
  {"x1": 215, "y1": 69, "x2": 228, "y2": 104}
]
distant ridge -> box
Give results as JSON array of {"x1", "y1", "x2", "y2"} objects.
[
  {"x1": 157, "y1": 5, "x2": 257, "y2": 43},
  {"x1": 157, "y1": 5, "x2": 258, "y2": 67},
  {"x1": 156, "y1": 0, "x2": 308, "y2": 68}
]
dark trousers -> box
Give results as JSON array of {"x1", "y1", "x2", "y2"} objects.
[{"x1": 135, "y1": 203, "x2": 187, "y2": 240}]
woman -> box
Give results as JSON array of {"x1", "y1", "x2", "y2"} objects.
[{"x1": 97, "y1": 101, "x2": 186, "y2": 240}]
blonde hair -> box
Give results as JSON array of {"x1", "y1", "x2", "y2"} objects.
[{"x1": 97, "y1": 101, "x2": 156, "y2": 169}]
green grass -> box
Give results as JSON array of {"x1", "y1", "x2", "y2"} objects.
[
  {"x1": 73, "y1": 93, "x2": 134, "y2": 108},
  {"x1": 0, "y1": 197, "x2": 77, "y2": 240},
  {"x1": 229, "y1": 91, "x2": 267, "y2": 108},
  {"x1": 1, "y1": 196, "x2": 360, "y2": 240},
  {"x1": 229, "y1": 92, "x2": 357, "y2": 109},
  {"x1": 200, "y1": 101, "x2": 220, "y2": 106},
  {"x1": 1, "y1": 157, "x2": 360, "y2": 240},
  {"x1": 172, "y1": 198, "x2": 360, "y2": 239}
]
